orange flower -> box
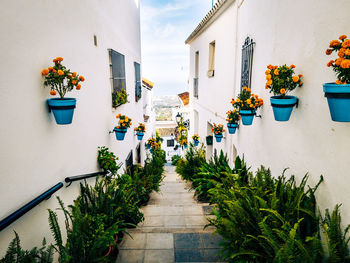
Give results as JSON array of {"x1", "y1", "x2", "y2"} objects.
[
  {"x1": 56, "y1": 57, "x2": 63, "y2": 62},
  {"x1": 79, "y1": 76, "x2": 85, "y2": 81},
  {"x1": 116, "y1": 114, "x2": 121, "y2": 118},
  {"x1": 280, "y1": 88, "x2": 286, "y2": 94},
  {"x1": 299, "y1": 81, "x2": 303, "y2": 86},
  {"x1": 274, "y1": 69, "x2": 279, "y2": 75},
  {"x1": 335, "y1": 80, "x2": 343, "y2": 84},
  {"x1": 265, "y1": 69, "x2": 271, "y2": 75},
  {"x1": 267, "y1": 80, "x2": 273, "y2": 86},
  {"x1": 266, "y1": 74, "x2": 272, "y2": 80},
  {"x1": 298, "y1": 74, "x2": 303, "y2": 77},
  {"x1": 327, "y1": 60, "x2": 334, "y2": 67},
  {"x1": 267, "y1": 64, "x2": 273, "y2": 70},
  {"x1": 335, "y1": 58, "x2": 344, "y2": 66},
  {"x1": 340, "y1": 59, "x2": 350, "y2": 69},
  {"x1": 50, "y1": 90, "x2": 57, "y2": 95},
  {"x1": 339, "y1": 35, "x2": 347, "y2": 40},
  {"x1": 53, "y1": 58, "x2": 57, "y2": 63},
  {"x1": 57, "y1": 70, "x2": 64, "y2": 76},
  {"x1": 330, "y1": 40, "x2": 341, "y2": 47},
  {"x1": 247, "y1": 88, "x2": 251, "y2": 92},
  {"x1": 48, "y1": 67, "x2": 54, "y2": 71},
  {"x1": 76, "y1": 84, "x2": 81, "y2": 90},
  {"x1": 265, "y1": 85, "x2": 269, "y2": 89},
  {"x1": 292, "y1": 76, "x2": 299, "y2": 83},
  {"x1": 345, "y1": 49, "x2": 350, "y2": 56},
  {"x1": 325, "y1": 49, "x2": 333, "y2": 55},
  {"x1": 41, "y1": 69, "x2": 49, "y2": 76},
  {"x1": 52, "y1": 69, "x2": 57, "y2": 73},
  {"x1": 338, "y1": 48, "x2": 345, "y2": 58},
  {"x1": 342, "y1": 40, "x2": 350, "y2": 48},
  {"x1": 290, "y1": 64, "x2": 295, "y2": 68},
  {"x1": 72, "y1": 80, "x2": 77, "y2": 85},
  {"x1": 72, "y1": 72, "x2": 77, "y2": 77}
]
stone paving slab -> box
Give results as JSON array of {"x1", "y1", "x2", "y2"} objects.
[{"x1": 116, "y1": 165, "x2": 224, "y2": 263}]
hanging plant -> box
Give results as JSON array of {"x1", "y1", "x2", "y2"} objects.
[
  {"x1": 226, "y1": 109, "x2": 240, "y2": 134},
  {"x1": 113, "y1": 114, "x2": 132, "y2": 141},
  {"x1": 112, "y1": 89, "x2": 128, "y2": 108},
  {"x1": 134, "y1": 123, "x2": 146, "y2": 140},
  {"x1": 212, "y1": 124, "x2": 225, "y2": 143},
  {"x1": 324, "y1": 34, "x2": 350, "y2": 122},
  {"x1": 192, "y1": 134, "x2": 199, "y2": 146},
  {"x1": 41, "y1": 57, "x2": 85, "y2": 125},
  {"x1": 231, "y1": 87, "x2": 263, "y2": 125},
  {"x1": 265, "y1": 64, "x2": 303, "y2": 121}
]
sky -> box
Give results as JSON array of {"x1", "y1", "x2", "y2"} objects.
[{"x1": 140, "y1": 0, "x2": 214, "y2": 96}]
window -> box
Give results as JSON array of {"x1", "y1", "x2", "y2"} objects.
[
  {"x1": 167, "y1": 139, "x2": 175, "y2": 147},
  {"x1": 109, "y1": 49, "x2": 126, "y2": 107},
  {"x1": 125, "y1": 150, "x2": 133, "y2": 175},
  {"x1": 208, "y1": 41, "x2": 215, "y2": 77},
  {"x1": 134, "y1": 62, "x2": 142, "y2": 102},
  {"x1": 194, "y1": 51, "x2": 199, "y2": 98},
  {"x1": 240, "y1": 37, "x2": 255, "y2": 91}
]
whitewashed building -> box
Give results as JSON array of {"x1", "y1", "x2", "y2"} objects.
[
  {"x1": 0, "y1": 0, "x2": 154, "y2": 254},
  {"x1": 186, "y1": 0, "x2": 350, "y2": 223}
]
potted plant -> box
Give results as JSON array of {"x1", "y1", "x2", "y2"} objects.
[
  {"x1": 324, "y1": 35, "x2": 350, "y2": 122},
  {"x1": 180, "y1": 136, "x2": 188, "y2": 149},
  {"x1": 212, "y1": 124, "x2": 225, "y2": 143},
  {"x1": 134, "y1": 123, "x2": 146, "y2": 140},
  {"x1": 226, "y1": 109, "x2": 240, "y2": 134},
  {"x1": 112, "y1": 89, "x2": 128, "y2": 108},
  {"x1": 150, "y1": 141, "x2": 160, "y2": 154},
  {"x1": 232, "y1": 87, "x2": 263, "y2": 125},
  {"x1": 146, "y1": 138, "x2": 155, "y2": 149},
  {"x1": 192, "y1": 134, "x2": 200, "y2": 146},
  {"x1": 114, "y1": 114, "x2": 132, "y2": 141},
  {"x1": 265, "y1": 64, "x2": 303, "y2": 121},
  {"x1": 41, "y1": 57, "x2": 85, "y2": 125}
]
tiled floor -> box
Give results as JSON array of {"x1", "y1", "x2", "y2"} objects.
[{"x1": 116, "y1": 165, "x2": 225, "y2": 263}]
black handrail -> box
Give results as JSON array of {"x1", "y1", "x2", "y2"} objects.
[
  {"x1": 65, "y1": 171, "x2": 108, "y2": 186},
  {"x1": 0, "y1": 182, "x2": 63, "y2": 231}
]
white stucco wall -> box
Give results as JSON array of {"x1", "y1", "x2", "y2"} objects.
[
  {"x1": 0, "y1": 0, "x2": 151, "y2": 255},
  {"x1": 188, "y1": 0, "x2": 350, "y2": 225}
]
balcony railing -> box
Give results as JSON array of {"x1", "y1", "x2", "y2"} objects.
[{"x1": 193, "y1": 78, "x2": 198, "y2": 98}]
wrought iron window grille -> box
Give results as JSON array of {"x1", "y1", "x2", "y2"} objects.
[{"x1": 240, "y1": 37, "x2": 255, "y2": 91}]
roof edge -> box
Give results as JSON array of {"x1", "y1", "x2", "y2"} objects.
[{"x1": 185, "y1": 0, "x2": 235, "y2": 44}]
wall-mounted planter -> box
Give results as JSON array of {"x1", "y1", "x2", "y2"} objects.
[
  {"x1": 184, "y1": 144, "x2": 188, "y2": 149},
  {"x1": 206, "y1": 135, "x2": 213, "y2": 146},
  {"x1": 324, "y1": 83, "x2": 350, "y2": 122},
  {"x1": 146, "y1": 144, "x2": 151, "y2": 149},
  {"x1": 239, "y1": 110, "x2": 256, "y2": 126},
  {"x1": 194, "y1": 140, "x2": 199, "y2": 146},
  {"x1": 214, "y1": 134, "x2": 223, "y2": 143},
  {"x1": 227, "y1": 123, "x2": 238, "y2": 134},
  {"x1": 47, "y1": 98, "x2": 76, "y2": 125},
  {"x1": 114, "y1": 128, "x2": 127, "y2": 141},
  {"x1": 136, "y1": 132, "x2": 144, "y2": 140},
  {"x1": 270, "y1": 95, "x2": 298, "y2": 122}
]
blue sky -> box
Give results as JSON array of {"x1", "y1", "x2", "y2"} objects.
[{"x1": 141, "y1": 0, "x2": 214, "y2": 96}]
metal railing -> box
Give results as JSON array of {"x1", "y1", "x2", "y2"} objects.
[
  {"x1": 193, "y1": 78, "x2": 198, "y2": 98},
  {"x1": 0, "y1": 182, "x2": 63, "y2": 231},
  {"x1": 65, "y1": 171, "x2": 108, "y2": 186}
]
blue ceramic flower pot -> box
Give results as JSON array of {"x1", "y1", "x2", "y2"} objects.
[
  {"x1": 324, "y1": 83, "x2": 350, "y2": 122},
  {"x1": 114, "y1": 128, "x2": 127, "y2": 141},
  {"x1": 239, "y1": 110, "x2": 256, "y2": 125},
  {"x1": 215, "y1": 134, "x2": 223, "y2": 143},
  {"x1": 150, "y1": 149, "x2": 154, "y2": 154},
  {"x1": 47, "y1": 98, "x2": 76, "y2": 125},
  {"x1": 146, "y1": 144, "x2": 151, "y2": 149},
  {"x1": 270, "y1": 95, "x2": 298, "y2": 122},
  {"x1": 194, "y1": 140, "x2": 199, "y2": 146},
  {"x1": 136, "y1": 132, "x2": 144, "y2": 141},
  {"x1": 227, "y1": 123, "x2": 238, "y2": 134},
  {"x1": 184, "y1": 145, "x2": 187, "y2": 149}
]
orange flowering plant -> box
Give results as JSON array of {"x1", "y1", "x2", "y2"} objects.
[
  {"x1": 226, "y1": 109, "x2": 240, "y2": 124},
  {"x1": 212, "y1": 124, "x2": 225, "y2": 135},
  {"x1": 265, "y1": 64, "x2": 303, "y2": 95},
  {"x1": 326, "y1": 35, "x2": 350, "y2": 84},
  {"x1": 146, "y1": 138, "x2": 156, "y2": 145},
  {"x1": 134, "y1": 123, "x2": 146, "y2": 133},
  {"x1": 179, "y1": 136, "x2": 188, "y2": 146},
  {"x1": 231, "y1": 86, "x2": 264, "y2": 111},
  {"x1": 41, "y1": 57, "x2": 85, "y2": 99},
  {"x1": 115, "y1": 114, "x2": 132, "y2": 129}
]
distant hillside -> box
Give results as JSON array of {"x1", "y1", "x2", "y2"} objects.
[{"x1": 154, "y1": 95, "x2": 181, "y2": 121}]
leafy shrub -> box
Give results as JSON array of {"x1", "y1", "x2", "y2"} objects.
[
  {"x1": 97, "y1": 146, "x2": 121, "y2": 175},
  {"x1": 171, "y1": 155, "x2": 182, "y2": 166},
  {"x1": 0, "y1": 232, "x2": 54, "y2": 263},
  {"x1": 176, "y1": 143, "x2": 206, "y2": 181},
  {"x1": 322, "y1": 204, "x2": 350, "y2": 262}
]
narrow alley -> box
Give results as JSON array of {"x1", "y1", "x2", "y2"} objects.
[{"x1": 117, "y1": 165, "x2": 225, "y2": 263}]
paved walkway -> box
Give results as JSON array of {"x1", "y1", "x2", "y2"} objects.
[{"x1": 116, "y1": 165, "x2": 224, "y2": 263}]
